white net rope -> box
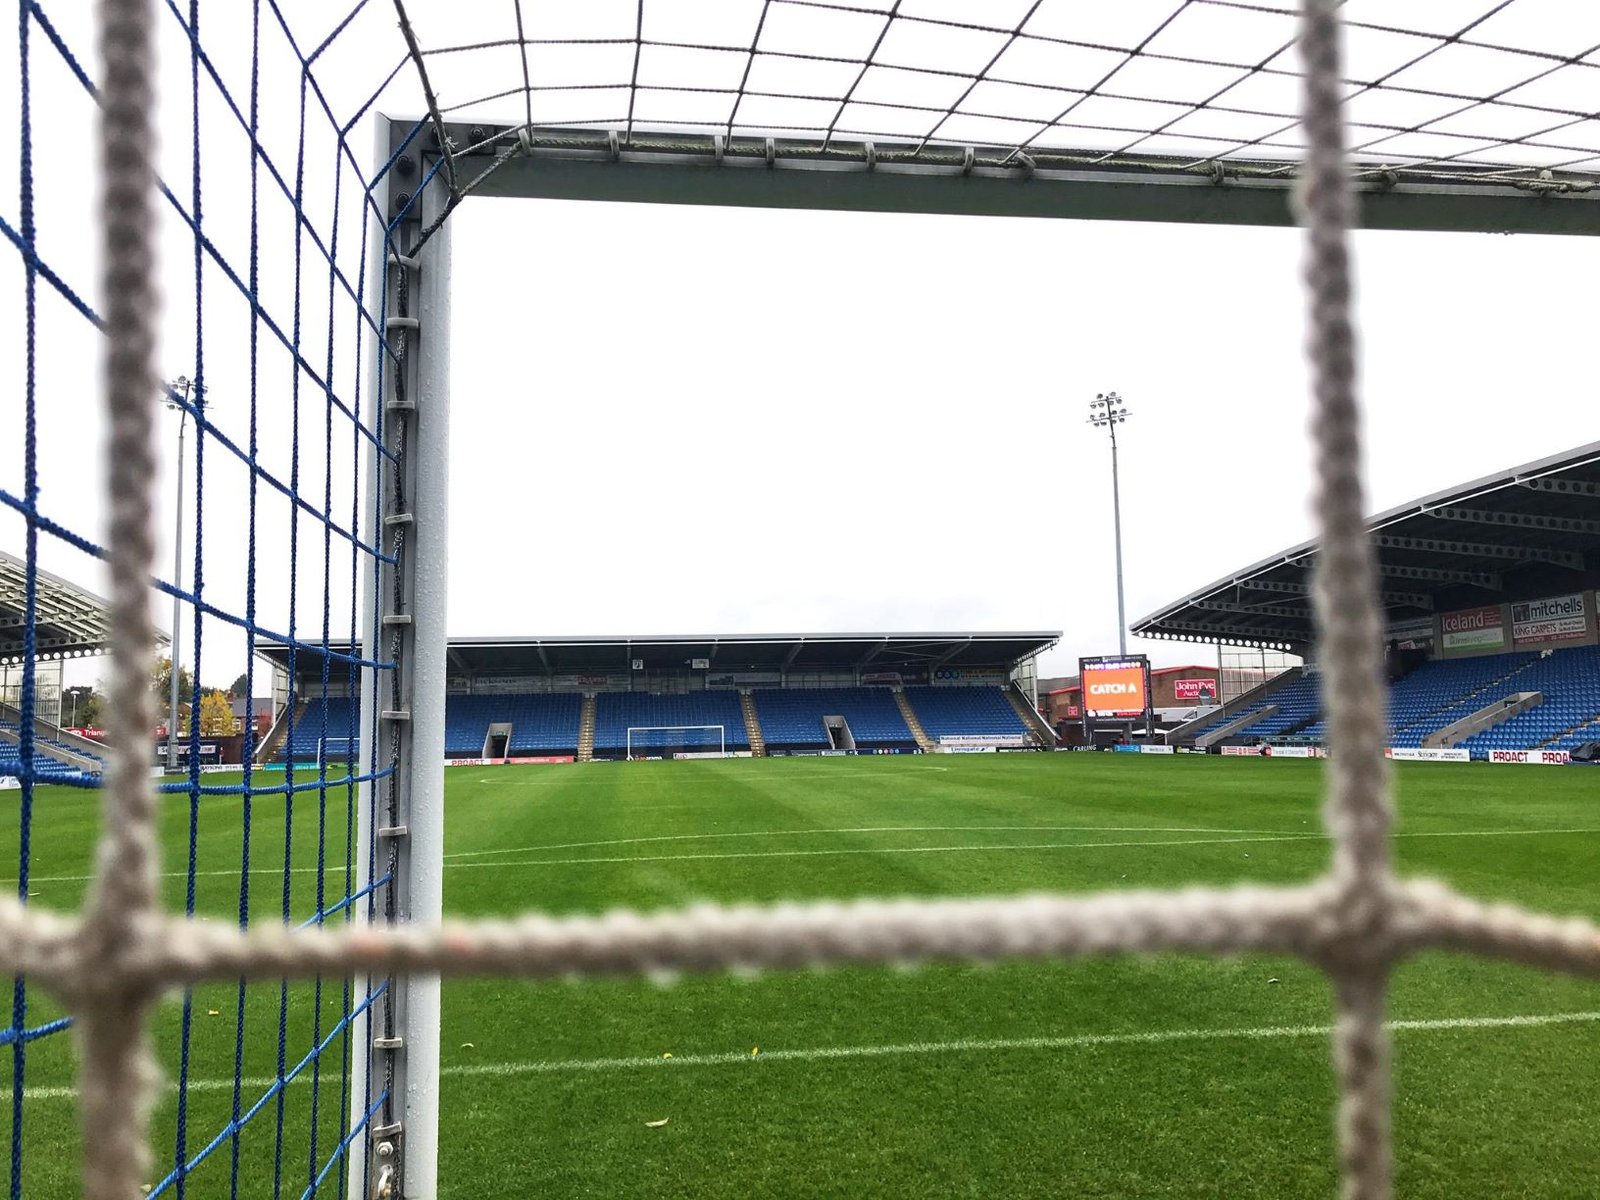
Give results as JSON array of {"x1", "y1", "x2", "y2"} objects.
[{"x1": 16, "y1": 2, "x2": 1600, "y2": 1198}]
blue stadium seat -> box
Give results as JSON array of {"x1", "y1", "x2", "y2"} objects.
[
  {"x1": 284, "y1": 697, "x2": 357, "y2": 762},
  {"x1": 751, "y1": 687, "x2": 914, "y2": 751},
  {"x1": 902, "y1": 686, "x2": 1027, "y2": 742},
  {"x1": 593, "y1": 691, "x2": 750, "y2": 757},
  {"x1": 447, "y1": 693, "x2": 582, "y2": 756}
]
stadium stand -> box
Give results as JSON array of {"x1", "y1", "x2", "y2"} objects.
[
  {"x1": 902, "y1": 686, "x2": 1028, "y2": 742},
  {"x1": 0, "y1": 736, "x2": 97, "y2": 782},
  {"x1": 1276, "y1": 646, "x2": 1600, "y2": 755},
  {"x1": 1380, "y1": 654, "x2": 1545, "y2": 749},
  {"x1": 1371, "y1": 652, "x2": 1538, "y2": 747},
  {"x1": 446, "y1": 693, "x2": 582, "y2": 757},
  {"x1": 284, "y1": 697, "x2": 356, "y2": 762},
  {"x1": 593, "y1": 690, "x2": 751, "y2": 757},
  {"x1": 1226, "y1": 675, "x2": 1323, "y2": 741},
  {"x1": 1458, "y1": 646, "x2": 1600, "y2": 757},
  {"x1": 753, "y1": 687, "x2": 915, "y2": 751}
]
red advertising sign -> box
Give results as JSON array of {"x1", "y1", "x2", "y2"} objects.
[
  {"x1": 1439, "y1": 604, "x2": 1505, "y2": 654},
  {"x1": 1173, "y1": 678, "x2": 1218, "y2": 702}
]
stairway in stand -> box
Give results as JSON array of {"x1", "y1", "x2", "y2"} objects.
[
  {"x1": 1004, "y1": 687, "x2": 1048, "y2": 746},
  {"x1": 893, "y1": 690, "x2": 937, "y2": 753},
  {"x1": 739, "y1": 691, "x2": 766, "y2": 756},
  {"x1": 578, "y1": 694, "x2": 597, "y2": 762}
]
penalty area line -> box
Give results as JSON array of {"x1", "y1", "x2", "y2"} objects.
[
  {"x1": 9, "y1": 1011, "x2": 1599, "y2": 1101},
  {"x1": 437, "y1": 1009, "x2": 1600, "y2": 1077}
]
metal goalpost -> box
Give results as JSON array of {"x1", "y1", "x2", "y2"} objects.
[{"x1": 624, "y1": 724, "x2": 728, "y2": 759}]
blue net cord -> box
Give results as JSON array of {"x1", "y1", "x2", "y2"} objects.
[
  {"x1": 156, "y1": 769, "x2": 393, "y2": 799},
  {"x1": 272, "y1": 49, "x2": 315, "y2": 1200},
  {"x1": 10, "y1": 3, "x2": 38, "y2": 1197},
  {"x1": 302, "y1": 1090, "x2": 386, "y2": 1200},
  {"x1": 0, "y1": 1018, "x2": 69, "y2": 1049},
  {"x1": 229, "y1": 9, "x2": 263, "y2": 1196},
  {"x1": 295, "y1": 874, "x2": 390, "y2": 933},
  {"x1": 173, "y1": 0, "x2": 207, "y2": 1190},
  {"x1": 147, "y1": 985, "x2": 390, "y2": 1200},
  {"x1": 6, "y1": 0, "x2": 414, "y2": 1191},
  {"x1": 0, "y1": 491, "x2": 396, "y2": 671},
  {"x1": 306, "y1": 144, "x2": 351, "y2": 1195},
  {"x1": 157, "y1": 381, "x2": 391, "y2": 564}
]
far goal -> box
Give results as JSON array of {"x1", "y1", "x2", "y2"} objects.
[
  {"x1": 626, "y1": 725, "x2": 727, "y2": 759},
  {"x1": 316, "y1": 736, "x2": 358, "y2": 774}
]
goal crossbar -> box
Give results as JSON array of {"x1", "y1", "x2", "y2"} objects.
[{"x1": 625, "y1": 724, "x2": 726, "y2": 758}]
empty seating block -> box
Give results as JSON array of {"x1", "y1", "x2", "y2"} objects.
[
  {"x1": 447, "y1": 694, "x2": 581, "y2": 756},
  {"x1": 1227, "y1": 675, "x2": 1322, "y2": 740},
  {"x1": 285, "y1": 697, "x2": 356, "y2": 761},
  {"x1": 1291, "y1": 646, "x2": 1599, "y2": 755},
  {"x1": 0, "y1": 730, "x2": 96, "y2": 783},
  {"x1": 752, "y1": 687, "x2": 914, "y2": 751},
  {"x1": 903, "y1": 686, "x2": 1027, "y2": 742},
  {"x1": 1459, "y1": 645, "x2": 1600, "y2": 757},
  {"x1": 593, "y1": 691, "x2": 749, "y2": 756},
  {"x1": 1376, "y1": 652, "x2": 1538, "y2": 748}
]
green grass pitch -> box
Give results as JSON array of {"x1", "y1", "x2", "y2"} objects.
[{"x1": 3, "y1": 753, "x2": 1599, "y2": 1198}]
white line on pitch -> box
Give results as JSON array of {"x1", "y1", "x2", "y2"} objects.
[
  {"x1": 6, "y1": 826, "x2": 1599, "y2": 886},
  {"x1": 450, "y1": 833, "x2": 1329, "y2": 868},
  {"x1": 441, "y1": 825, "x2": 1295, "y2": 861},
  {"x1": 443, "y1": 826, "x2": 1600, "y2": 870},
  {"x1": 9, "y1": 1010, "x2": 1599, "y2": 1102},
  {"x1": 436, "y1": 1010, "x2": 1600, "y2": 1078}
]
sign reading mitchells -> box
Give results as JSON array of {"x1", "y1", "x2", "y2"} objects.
[
  {"x1": 1510, "y1": 592, "x2": 1588, "y2": 647},
  {"x1": 1439, "y1": 604, "x2": 1505, "y2": 655}
]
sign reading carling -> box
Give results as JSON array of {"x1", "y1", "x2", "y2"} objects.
[
  {"x1": 1439, "y1": 604, "x2": 1505, "y2": 654},
  {"x1": 1510, "y1": 593, "x2": 1588, "y2": 647}
]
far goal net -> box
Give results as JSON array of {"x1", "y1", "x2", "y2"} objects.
[
  {"x1": 626, "y1": 725, "x2": 727, "y2": 759},
  {"x1": 316, "y1": 736, "x2": 359, "y2": 775}
]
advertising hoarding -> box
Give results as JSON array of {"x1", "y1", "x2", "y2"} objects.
[
  {"x1": 1386, "y1": 747, "x2": 1470, "y2": 763},
  {"x1": 1489, "y1": 749, "x2": 1569, "y2": 765},
  {"x1": 1439, "y1": 605, "x2": 1505, "y2": 655},
  {"x1": 1173, "y1": 677, "x2": 1217, "y2": 702},
  {"x1": 1510, "y1": 593, "x2": 1587, "y2": 647}
]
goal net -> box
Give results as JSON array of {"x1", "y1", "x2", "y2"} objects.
[
  {"x1": 6, "y1": 3, "x2": 1600, "y2": 1200},
  {"x1": 626, "y1": 725, "x2": 727, "y2": 760},
  {"x1": 317, "y1": 737, "x2": 359, "y2": 775}
]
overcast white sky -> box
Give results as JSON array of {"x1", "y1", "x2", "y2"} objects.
[{"x1": 2, "y1": 2, "x2": 1596, "y2": 690}]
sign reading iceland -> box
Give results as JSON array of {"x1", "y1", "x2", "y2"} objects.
[
  {"x1": 1510, "y1": 593, "x2": 1588, "y2": 646},
  {"x1": 1440, "y1": 604, "x2": 1505, "y2": 654}
]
